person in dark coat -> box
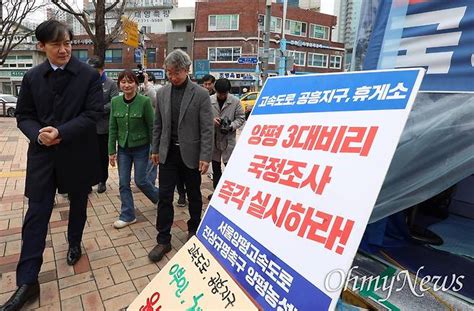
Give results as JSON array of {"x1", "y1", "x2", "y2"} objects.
[
  {"x1": 87, "y1": 56, "x2": 119, "y2": 194},
  {"x1": 0, "y1": 20, "x2": 103, "y2": 311}
]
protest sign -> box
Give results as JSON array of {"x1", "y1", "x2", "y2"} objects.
[
  {"x1": 198, "y1": 69, "x2": 425, "y2": 310},
  {"x1": 127, "y1": 236, "x2": 258, "y2": 310}
]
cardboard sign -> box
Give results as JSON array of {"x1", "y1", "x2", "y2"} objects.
[
  {"x1": 127, "y1": 236, "x2": 258, "y2": 310},
  {"x1": 197, "y1": 69, "x2": 425, "y2": 310}
]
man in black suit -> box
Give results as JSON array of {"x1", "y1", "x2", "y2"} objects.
[{"x1": 0, "y1": 20, "x2": 103, "y2": 311}]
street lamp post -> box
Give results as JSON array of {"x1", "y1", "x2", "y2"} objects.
[
  {"x1": 261, "y1": 0, "x2": 272, "y2": 84},
  {"x1": 278, "y1": 0, "x2": 288, "y2": 76}
]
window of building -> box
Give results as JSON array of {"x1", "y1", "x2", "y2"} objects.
[
  {"x1": 309, "y1": 24, "x2": 330, "y2": 40},
  {"x1": 208, "y1": 47, "x2": 241, "y2": 62},
  {"x1": 147, "y1": 48, "x2": 157, "y2": 63},
  {"x1": 258, "y1": 47, "x2": 276, "y2": 64},
  {"x1": 308, "y1": 53, "x2": 328, "y2": 68},
  {"x1": 72, "y1": 50, "x2": 89, "y2": 62},
  {"x1": 141, "y1": 26, "x2": 152, "y2": 33},
  {"x1": 208, "y1": 14, "x2": 239, "y2": 31},
  {"x1": 258, "y1": 15, "x2": 282, "y2": 33},
  {"x1": 285, "y1": 19, "x2": 307, "y2": 37},
  {"x1": 105, "y1": 49, "x2": 122, "y2": 63},
  {"x1": 288, "y1": 50, "x2": 306, "y2": 66},
  {"x1": 329, "y1": 55, "x2": 342, "y2": 69},
  {"x1": 2, "y1": 55, "x2": 34, "y2": 68}
]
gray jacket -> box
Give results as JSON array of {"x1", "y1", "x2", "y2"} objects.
[
  {"x1": 152, "y1": 78, "x2": 214, "y2": 169},
  {"x1": 211, "y1": 93, "x2": 245, "y2": 163},
  {"x1": 97, "y1": 76, "x2": 119, "y2": 134}
]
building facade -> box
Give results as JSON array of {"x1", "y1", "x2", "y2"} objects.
[
  {"x1": 333, "y1": 0, "x2": 362, "y2": 70},
  {"x1": 193, "y1": 0, "x2": 344, "y2": 93},
  {"x1": 71, "y1": 34, "x2": 168, "y2": 82},
  {"x1": 0, "y1": 24, "x2": 46, "y2": 95}
]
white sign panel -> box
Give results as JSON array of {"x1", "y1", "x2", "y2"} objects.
[{"x1": 197, "y1": 69, "x2": 425, "y2": 310}]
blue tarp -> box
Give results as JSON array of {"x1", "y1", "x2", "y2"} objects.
[{"x1": 353, "y1": 0, "x2": 474, "y2": 222}]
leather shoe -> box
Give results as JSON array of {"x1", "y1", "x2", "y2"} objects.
[
  {"x1": 97, "y1": 182, "x2": 106, "y2": 193},
  {"x1": 66, "y1": 245, "x2": 82, "y2": 266},
  {"x1": 148, "y1": 243, "x2": 171, "y2": 262},
  {"x1": 0, "y1": 282, "x2": 39, "y2": 311}
]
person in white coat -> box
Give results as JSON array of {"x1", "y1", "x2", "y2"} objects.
[{"x1": 208, "y1": 78, "x2": 245, "y2": 199}]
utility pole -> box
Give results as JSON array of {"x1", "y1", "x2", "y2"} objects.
[
  {"x1": 261, "y1": 0, "x2": 272, "y2": 84},
  {"x1": 278, "y1": 0, "x2": 287, "y2": 76}
]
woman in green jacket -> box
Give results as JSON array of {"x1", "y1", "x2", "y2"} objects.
[{"x1": 108, "y1": 70, "x2": 159, "y2": 229}]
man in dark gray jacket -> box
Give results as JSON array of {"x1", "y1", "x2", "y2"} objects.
[
  {"x1": 149, "y1": 49, "x2": 213, "y2": 262},
  {"x1": 87, "y1": 56, "x2": 119, "y2": 193}
]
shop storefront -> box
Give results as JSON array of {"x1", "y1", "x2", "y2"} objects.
[{"x1": 0, "y1": 69, "x2": 27, "y2": 96}]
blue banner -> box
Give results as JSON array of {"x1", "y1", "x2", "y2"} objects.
[
  {"x1": 252, "y1": 69, "x2": 421, "y2": 115},
  {"x1": 364, "y1": 0, "x2": 474, "y2": 93},
  {"x1": 198, "y1": 206, "x2": 331, "y2": 310}
]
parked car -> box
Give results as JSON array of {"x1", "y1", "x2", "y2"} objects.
[
  {"x1": 240, "y1": 91, "x2": 259, "y2": 119},
  {"x1": 0, "y1": 94, "x2": 17, "y2": 117}
]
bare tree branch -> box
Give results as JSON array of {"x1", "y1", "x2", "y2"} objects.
[
  {"x1": 52, "y1": 0, "x2": 128, "y2": 59},
  {"x1": 105, "y1": 0, "x2": 121, "y2": 13},
  {"x1": 0, "y1": 0, "x2": 43, "y2": 65}
]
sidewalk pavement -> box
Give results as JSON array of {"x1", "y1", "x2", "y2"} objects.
[{"x1": 0, "y1": 117, "x2": 215, "y2": 310}]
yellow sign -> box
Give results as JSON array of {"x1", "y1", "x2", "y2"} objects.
[
  {"x1": 122, "y1": 16, "x2": 139, "y2": 48},
  {"x1": 127, "y1": 236, "x2": 258, "y2": 310}
]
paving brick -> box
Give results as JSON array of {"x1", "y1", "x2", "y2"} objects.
[
  {"x1": 35, "y1": 301, "x2": 61, "y2": 311},
  {"x1": 73, "y1": 254, "x2": 91, "y2": 274},
  {"x1": 91, "y1": 267, "x2": 114, "y2": 289},
  {"x1": 127, "y1": 263, "x2": 160, "y2": 279},
  {"x1": 156, "y1": 255, "x2": 169, "y2": 270},
  {"x1": 82, "y1": 238, "x2": 100, "y2": 253},
  {"x1": 132, "y1": 276, "x2": 150, "y2": 294},
  {"x1": 130, "y1": 245, "x2": 148, "y2": 259},
  {"x1": 87, "y1": 248, "x2": 117, "y2": 262},
  {"x1": 0, "y1": 261, "x2": 17, "y2": 274},
  {"x1": 0, "y1": 226, "x2": 21, "y2": 237},
  {"x1": 60, "y1": 280, "x2": 97, "y2": 300},
  {"x1": 99, "y1": 280, "x2": 135, "y2": 301},
  {"x1": 0, "y1": 253, "x2": 19, "y2": 265},
  {"x1": 103, "y1": 290, "x2": 138, "y2": 311},
  {"x1": 90, "y1": 255, "x2": 121, "y2": 270},
  {"x1": 38, "y1": 270, "x2": 57, "y2": 284},
  {"x1": 109, "y1": 262, "x2": 130, "y2": 284},
  {"x1": 123, "y1": 256, "x2": 151, "y2": 271},
  {"x1": 39, "y1": 261, "x2": 56, "y2": 274},
  {"x1": 95, "y1": 236, "x2": 114, "y2": 250},
  {"x1": 55, "y1": 259, "x2": 75, "y2": 279},
  {"x1": 60, "y1": 296, "x2": 82, "y2": 310},
  {"x1": 58, "y1": 272, "x2": 94, "y2": 289},
  {"x1": 0, "y1": 219, "x2": 8, "y2": 230},
  {"x1": 39, "y1": 281, "x2": 60, "y2": 307},
  {"x1": 0, "y1": 243, "x2": 7, "y2": 257},
  {"x1": 0, "y1": 271, "x2": 16, "y2": 294},
  {"x1": 116, "y1": 245, "x2": 135, "y2": 262},
  {"x1": 43, "y1": 247, "x2": 55, "y2": 263},
  {"x1": 81, "y1": 291, "x2": 104, "y2": 311}
]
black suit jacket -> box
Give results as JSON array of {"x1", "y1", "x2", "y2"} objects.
[{"x1": 16, "y1": 56, "x2": 103, "y2": 200}]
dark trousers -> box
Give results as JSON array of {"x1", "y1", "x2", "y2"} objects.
[
  {"x1": 157, "y1": 145, "x2": 202, "y2": 244},
  {"x1": 176, "y1": 172, "x2": 186, "y2": 195},
  {"x1": 16, "y1": 177, "x2": 89, "y2": 286},
  {"x1": 97, "y1": 133, "x2": 109, "y2": 183},
  {"x1": 212, "y1": 160, "x2": 227, "y2": 189}
]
